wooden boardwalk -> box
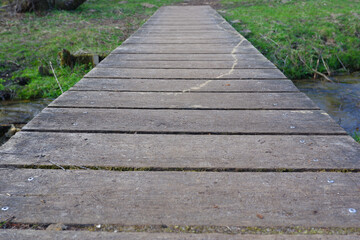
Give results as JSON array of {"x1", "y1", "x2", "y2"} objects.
[{"x1": 1, "y1": 6, "x2": 360, "y2": 239}]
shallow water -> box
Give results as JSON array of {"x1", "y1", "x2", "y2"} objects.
[
  {"x1": 0, "y1": 99, "x2": 52, "y2": 125},
  {"x1": 294, "y1": 74, "x2": 360, "y2": 135}
]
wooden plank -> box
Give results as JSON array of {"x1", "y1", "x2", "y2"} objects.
[
  {"x1": 135, "y1": 29, "x2": 237, "y2": 33},
  {"x1": 1, "y1": 132, "x2": 359, "y2": 169},
  {"x1": 139, "y1": 26, "x2": 229, "y2": 30},
  {"x1": 125, "y1": 37, "x2": 241, "y2": 44},
  {"x1": 22, "y1": 108, "x2": 346, "y2": 134},
  {"x1": 96, "y1": 53, "x2": 267, "y2": 61},
  {"x1": 112, "y1": 43, "x2": 258, "y2": 54},
  {"x1": 85, "y1": 68, "x2": 287, "y2": 79},
  {"x1": 1, "y1": 169, "x2": 359, "y2": 227},
  {"x1": 143, "y1": 22, "x2": 225, "y2": 25},
  {"x1": 130, "y1": 33, "x2": 240, "y2": 38},
  {"x1": 49, "y1": 92, "x2": 318, "y2": 110},
  {"x1": 71, "y1": 79, "x2": 298, "y2": 92},
  {"x1": 0, "y1": 230, "x2": 357, "y2": 240},
  {"x1": 132, "y1": 32, "x2": 239, "y2": 37},
  {"x1": 98, "y1": 60, "x2": 276, "y2": 69},
  {"x1": 144, "y1": 21, "x2": 222, "y2": 25},
  {"x1": 101, "y1": 53, "x2": 269, "y2": 62}
]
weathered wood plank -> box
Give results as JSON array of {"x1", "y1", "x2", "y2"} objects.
[
  {"x1": 125, "y1": 37, "x2": 241, "y2": 44},
  {"x1": 98, "y1": 60, "x2": 276, "y2": 69},
  {"x1": 1, "y1": 170, "x2": 359, "y2": 227},
  {"x1": 112, "y1": 43, "x2": 258, "y2": 54},
  {"x1": 130, "y1": 32, "x2": 239, "y2": 37},
  {"x1": 138, "y1": 26, "x2": 230, "y2": 31},
  {"x1": 135, "y1": 29, "x2": 237, "y2": 34},
  {"x1": 143, "y1": 22, "x2": 226, "y2": 25},
  {"x1": 49, "y1": 92, "x2": 318, "y2": 110},
  {"x1": 0, "y1": 230, "x2": 357, "y2": 240},
  {"x1": 1, "y1": 132, "x2": 358, "y2": 169},
  {"x1": 101, "y1": 53, "x2": 269, "y2": 62},
  {"x1": 144, "y1": 20, "x2": 222, "y2": 25},
  {"x1": 85, "y1": 68, "x2": 287, "y2": 79},
  {"x1": 71, "y1": 79, "x2": 298, "y2": 92},
  {"x1": 96, "y1": 53, "x2": 266, "y2": 61},
  {"x1": 22, "y1": 108, "x2": 346, "y2": 134}
]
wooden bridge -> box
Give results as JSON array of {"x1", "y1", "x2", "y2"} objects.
[{"x1": 1, "y1": 6, "x2": 359, "y2": 239}]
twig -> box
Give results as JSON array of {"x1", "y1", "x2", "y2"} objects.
[
  {"x1": 49, "y1": 61, "x2": 63, "y2": 94},
  {"x1": 336, "y1": 54, "x2": 348, "y2": 73},
  {"x1": 48, "y1": 160, "x2": 66, "y2": 171},
  {"x1": 321, "y1": 55, "x2": 331, "y2": 76},
  {"x1": 259, "y1": 33, "x2": 279, "y2": 46},
  {"x1": 6, "y1": 60, "x2": 20, "y2": 67},
  {"x1": 0, "y1": 216, "x2": 15, "y2": 227},
  {"x1": 313, "y1": 56, "x2": 320, "y2": 79},
  {"x1": 75, "y1": 165, "x2": 90, "y2": 170},
  {"x1": 298, "y1": 54, "x2": 333, "y2": 82}
]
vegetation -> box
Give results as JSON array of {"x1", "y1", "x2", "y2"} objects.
[
  {"x1": 0, "y1": 0, "x2": 180, "y2": 99},
  {"x1": 353, "y1": 131, "x2": 360, "y2": 143},
  {"x1": 221, "y1": 0, "x2": 360, "y2": 79}
]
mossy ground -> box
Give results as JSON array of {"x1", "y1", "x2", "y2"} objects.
[{"x1": 0, "y1": 0, "x2": 181, "y2": 99}]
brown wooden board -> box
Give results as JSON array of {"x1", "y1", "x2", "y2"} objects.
[
  {"x1": 112, "y1": 43, "x2": 258, "y2": 54},
  {"x1": 71, "y1": 79, "x2": 298, "y2": 92},
  {"x1": 143, "y1": 21, "x2": 223, "y2": 25},
  {"x1": 101, "y1": 53, "x2": 269, "y2": 62},
  {"x1": 49, "y1": 92, "x2": 318, "y2": 110},
  {"x1": 1, "y1": 132, "x2": 359, "y2": 169},
  {"x1": 125, "y1": 37, "x2": 242, "y2": 44},
  {"x1": 22, "y1": 108, "x2": 346, "y2": 134},
  {"x1": 97, "y1": 60, "x2": 276, "y2": 69},
  {"x1": 143, "y1": 21, "x2": 229, "y2": 25},
  {"x1": 1, "y1": 230, "x2": 358, "y2": 240},
  {"x1": 1, "y1": 170, "x2": 359, "y2": 227},
  {"x1": 138, "y1": 26, "x2": 231, "y2": 31},
  {"x1": 85, "y1": 68, "x2": 287, "y2": 79},
  {"x1": 134, "y1": 29, "x2": 238, "y2": 34},
  {"x1": 95, "y1": 53, "x2": 267, "y2": 61},
  {"x1": 130, "y1": 32, "x2": 239, "y2": 37}
]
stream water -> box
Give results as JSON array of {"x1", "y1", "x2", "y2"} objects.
[
  {"x1": 0, "y1": 99, "x2": 52, "y2": 125},
  {"x1": 294, "y1": 73, "x2": 360, "y2": 136},
  {"x1": 0, "y1": 74, "x2": 359, "y2": 144},
  {"x1": 0, "y1": 99, "x2": 52, "y2": 145}
]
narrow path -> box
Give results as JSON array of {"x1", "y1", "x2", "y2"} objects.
[{"x1": 0, "y1": 6, "x2": 359, "y2": 239}]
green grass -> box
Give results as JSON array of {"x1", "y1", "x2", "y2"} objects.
[
  {"x1": 220, "y1": 0, "x2": 360, "y2": 79},
  {"x1": 0, "y1": 0, "x2": 181, "y2": 99},
  {"x1": 353, "y1": 132, "x2": 360, "y2": 143}
]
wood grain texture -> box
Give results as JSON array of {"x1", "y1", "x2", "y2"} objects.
[
  {"x1": 22, "y1": 108, "x2": 345, "y2": 134},
  {"x1": 1, "y1": 230, "x2": 358, "y2": 240},
  {"x1": 125, "y1": 37, "x2": 242, "y2": 44},
  {"x1": 71, "y1": 79, "x2": 298, "y2": 92},
  {"x1": 95, "y1": 53, "x2": 266, "y2": 61},
  {"x1": 49, "y1": 92, "x2": 318, "y2": 110},
  {"x1": 1, "y1": 169, "x2": 359, "y2": 227},
  {"x1": 97, "y1": 60, "x2": 276, "y2": 69},
  {"x1": 85, "y1": 68, "x2": 287, "y2": 79},
  {"x1": 112, "y1": 43, "x2": 258, "y2": 54},
  {"x1": 1, "y1": 132, "x2": 359, "y2": 169}
]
